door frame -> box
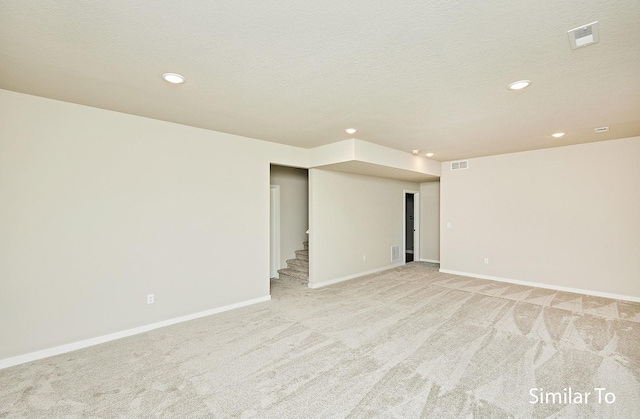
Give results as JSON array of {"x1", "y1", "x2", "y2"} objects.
[
  {"x1": 270, "y1": 185, "x2": 280, "y2": 278},
  {"x1": 403, "y1": 190, "x2": 420, "y2": 264}
]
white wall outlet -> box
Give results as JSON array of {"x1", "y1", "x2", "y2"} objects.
[
  {"x1": 147, "y1": 293, "x2": 155, "y2": 304},
  {"x1": 484, "y1": 258, "x2": 489, "y2": 265},
  {"x1": 446, "y1": 222, "x2": 452, "y2": 228},
  {"x1": 363, "y1": 255, "x2": 367, "y2": 261}
]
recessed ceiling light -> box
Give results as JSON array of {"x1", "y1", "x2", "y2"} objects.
[
  {"x1": 551, "y1": 132, "x2": 565, "y2": 138},
  {"x1": 508, "y1": 80, "x2": 531, "y2": 90},
  {"x1": 162, "y1": 73, "x2": 185, "y2": 84},
  {"x1": 412, "y1": 150, "x2": 419, "y2": 155},
  {"x1": 426, "y1": 152, "x2": 434, "y2": 157},
  {"x1": 345, "y1": 128, "x2": 357, "y2": 134}
]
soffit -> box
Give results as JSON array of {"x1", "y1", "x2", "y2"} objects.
[{"x1": 315, "y1": 161, "x2": 439, "y2": 183}]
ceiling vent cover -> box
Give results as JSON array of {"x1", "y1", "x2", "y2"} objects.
[
  {"x1": 451, "y1": 160, "x2": 469, "y2": 170},
  {"x1": 568, "y1": 21, "x2": 599, "y2": 49}
]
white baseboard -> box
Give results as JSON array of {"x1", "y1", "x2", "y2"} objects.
[
  {"x1": 309, "y1": 263, "x2": 403, "y2": 289},
  {"x1": 419, "y1": 258, "x2": 440, "y2": 263},
  {"x1": 0, "y1": 295, "x2": 271, "y2": 370},
  {"x1": 439, "y1": 269, "x2": 640, "y2": 303}
]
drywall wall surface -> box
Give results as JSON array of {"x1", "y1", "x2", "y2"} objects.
[
  {"x1": 354, "y1": 140, "x2": 441, "y2": 177},
  {"x1": 440, "y1": 136, "x2": 640, "y2": 298},
  {"x1": 270, "y1": 166, "x2": 309, "y2": 270},
  {"x1": 308, "y1": 139, "x2": 355, "y2": 167},
  {"x1": 0, "y1": 89, "x2": 307, "y2": 360},
  {"x1": 309, "y1": 169, "x2": 419, "y2": 285},
  {"x1": 268, "y1": 144, "x2": 309, "y2": 168},
  {"x1": 420, "y1": 182, "x2": 440, "y2": 262}
]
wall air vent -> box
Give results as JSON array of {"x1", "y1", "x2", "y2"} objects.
[
  {"x1": 568, "y1": 21, "x2": 599, "y2": 50},
  {"x1": 391, "y1": 246, "x2": 400, "y2": 262},
  {"x1": 451, "y1": 160, "x2": 469, "y2": 170}
]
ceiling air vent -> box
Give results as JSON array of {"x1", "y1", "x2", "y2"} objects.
[
  {"x1": 451, "y1": 160, "x2": 469, "y2": 170},
  {"x1": 568, "y1": 21, "x2": 599, "y2": 50}
]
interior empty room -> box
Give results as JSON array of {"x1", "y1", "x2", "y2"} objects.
[{"x1": 1, "y1": 1, "x2": 639, "y2": 418}]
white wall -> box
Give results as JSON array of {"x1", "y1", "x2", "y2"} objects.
[
  {"x1": 440, "y1": 136, "x2": 640, "y2": 299},
  {"x1": 309, "y1": 169, "x2": 419, "y2": 287},
  {"x1": 270, "y1": 166, "x2": 308, "y2": 270},
  {"x1": 419, "y1": 182, "x2": 440, "y2": 262},
  {"x1": 0, "y1": 89, "x2": 307, "y2": 361}
]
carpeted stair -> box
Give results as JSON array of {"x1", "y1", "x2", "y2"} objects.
[{"x1": 277, "y1": 241, "x2": 308, "y2": 284}]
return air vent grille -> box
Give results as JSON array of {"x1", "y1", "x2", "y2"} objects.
[
  {"x1": 451, "y1": 160, "x2": 469, "y2": 170},
  {"x1": 568, "y1": 21, "x2": 599, "y2": 49},
  {"x1": 391, "y1": 246, "x2": 401, "y2": 262}
]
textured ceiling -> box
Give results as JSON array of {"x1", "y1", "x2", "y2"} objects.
[{"x1": 1, "y1": 1, "x2": 639, "y2": 161}]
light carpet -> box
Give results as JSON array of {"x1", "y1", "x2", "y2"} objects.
[{"x1": 1, "y1": 262, "x2": 639, "y2": 418}]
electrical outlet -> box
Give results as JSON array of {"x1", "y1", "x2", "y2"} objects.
[
  {"x1": 484, "y1": 258, "x2": 489, "y2": 265},
  {"x1": 446, "y1": 222, "x2": 452, "y2": 228},
  {"x1": 147, "y1": 294, "x2": 154, "y2": 304},
  {"x1": 363, "y1": 255, "x2": 367, "y2": 261}
]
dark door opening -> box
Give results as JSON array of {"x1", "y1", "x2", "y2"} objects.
[{"x1": 405, "y1": 193, "x2": 414, "y2": 262}]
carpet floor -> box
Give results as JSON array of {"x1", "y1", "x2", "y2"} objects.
[{"x1": 1, "y1": 262, "x2": 639, "y2": 418}]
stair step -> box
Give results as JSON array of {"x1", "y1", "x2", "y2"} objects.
[
  {"x1": 303, "y1": 241, "x2": 309, "y2": 250},
  {"x1": 294, "y1": 249, "x2": 309, "y2": 261},
  {"x1": 278, "y1": 272, "x2": 309, "y2": 285},
  {"x1": 286, "y1": 258, "x2": 308, "y2": 272},
  {"x1": 277, "y1": 268, "x2": 309, "y2": 281}
]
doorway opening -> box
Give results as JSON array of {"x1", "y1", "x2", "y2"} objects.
[
  {"x1": 404, "y1": 190, "x2": 420, "y2": 263},
  {"x1": 270, "y1": 165, "x2": 309, "y2": 288}
]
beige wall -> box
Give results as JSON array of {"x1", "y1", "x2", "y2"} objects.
[
  {"x1": 309, "y1": 169, "x2": 419, "y2": 286},
  {"x1": 0, "y1": 89, "x2": 307, "y2": 360},
  {"x1": 440, "y1": 136, "x2": 640, "y2": 299},
  {"x1": 270, "y1": 166, "x2": 308, "y2": 270},
  {"x1": 419, "y1": 182, "x2": 440, "y2": 262}
]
